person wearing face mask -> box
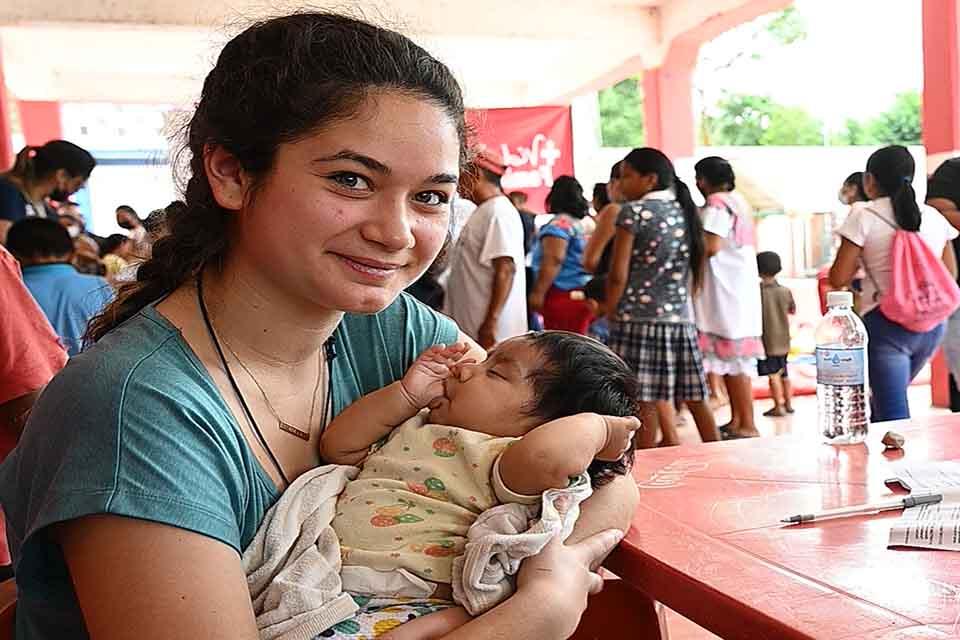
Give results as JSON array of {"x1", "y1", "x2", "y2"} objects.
[{"x1": 0, "y1": 140, "x2": 96, "y2": 245}]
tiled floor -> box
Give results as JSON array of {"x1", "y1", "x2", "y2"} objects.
[{"x1": 656, "y1": 384, "x2": 950, "y2": 639}]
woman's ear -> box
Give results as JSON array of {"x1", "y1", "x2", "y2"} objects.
[{"x1": 204, "y1": 145, "x2": 251, "y2": 211}]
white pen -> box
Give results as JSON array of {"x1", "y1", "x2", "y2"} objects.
[{"x1": 781, "y1": 493, "x2": 943, "y2": 525}]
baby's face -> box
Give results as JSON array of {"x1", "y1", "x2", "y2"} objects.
[{"x1": 427, "y1": 337, "x2": 543, "y2": 437}]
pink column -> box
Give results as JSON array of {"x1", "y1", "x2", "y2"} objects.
[
  {"x1": 922, "y1": 0, "x2": 960, "y2": 408},
  {"x1": 923, "y1": 0, "x2": 960, "y2": 167},
  {"x1": 642, "y1": 44, "x2": 699, "y2": 159},
  {"x1": 17, "y1": 101, "x2": 62, "y2": 145},
  {"x1": 0, "y1": 41, "x2": 13, "y2": 170}
]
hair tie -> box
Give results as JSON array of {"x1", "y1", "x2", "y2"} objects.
[{"x1": 902, "y1": 176, "x2": 912, "y2": 185}]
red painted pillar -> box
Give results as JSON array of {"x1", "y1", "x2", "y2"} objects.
[
  {"x1": 922, "y1": 0, "x2": 960, "y2": 408},
  {"x1": 923, "y1": 0, "x2": 960, "y2": 167},
  {"x1": 0, "y1": 40, "x2": 14, "y2": 171},
  {"x1": 17, "y1": 101, "x2": 62, "y2": 145},
  {"x1": 642, "y1": 43, "x2": 698, "y2": 159}
]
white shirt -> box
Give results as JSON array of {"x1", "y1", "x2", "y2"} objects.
[
  {"x1": 445, "y1": 195, "x2": 528, "y2": 343},
  {"x1": 695, "y1": 193, "x2": 762, "y2": 340},
  {"x1": 837, "y1": 197, "x2": 959, "y2": 315}
]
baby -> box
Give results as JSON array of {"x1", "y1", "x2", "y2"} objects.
[{"x1": 320, "y1": 330, "x2": 640, "y2": 638}]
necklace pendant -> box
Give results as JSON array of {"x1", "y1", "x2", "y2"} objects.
[{"x1": 279, "y1": 420, "x2": 310, "y2": 441}]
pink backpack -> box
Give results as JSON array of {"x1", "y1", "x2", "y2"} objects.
[{"x1": 865, "y1": 208, "x2": 960, "y2": 332}]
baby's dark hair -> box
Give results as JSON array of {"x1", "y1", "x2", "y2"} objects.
[{"x1": 522, "y1": 331, "x2": 639, "y2": 486}]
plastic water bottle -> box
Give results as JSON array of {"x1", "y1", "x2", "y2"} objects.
[{"x1": 816, "y1": 291, "x2": 869, "y2": 444}]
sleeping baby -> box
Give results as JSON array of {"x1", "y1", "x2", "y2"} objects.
[{"x1": 320, "y1": 330, "x2": 640, "y2": 639}]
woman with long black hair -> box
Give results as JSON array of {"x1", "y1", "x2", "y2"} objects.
[
  {"x1": 606, "y1": 148, "x2": 719, "y2": 447},
  {"x1": 830, "y1": 145, "x2": 958, "y2": 422}
]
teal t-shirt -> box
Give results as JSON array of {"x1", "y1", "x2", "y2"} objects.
[{"x1": 0, "y1": 292, "x2": 457, "y2": 639}]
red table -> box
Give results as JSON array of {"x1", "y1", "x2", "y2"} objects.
[{"x1": 605, "y1": 415, "x2": 960, "y2": 640}]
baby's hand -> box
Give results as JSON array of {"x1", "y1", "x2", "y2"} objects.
[
  {"x1": 399, "y1": 343, "x2": 470, "y2": 410},
  {"x1": 596, "y1": 415, "x2": 642, "y2": 461}
]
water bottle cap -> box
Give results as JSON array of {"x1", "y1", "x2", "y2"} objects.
[{"x1": 827, "y1": 291, "x2": 854, "y2": 307}]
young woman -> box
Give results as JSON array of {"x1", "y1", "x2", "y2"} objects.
[
  {"x1": 0, "y1": 140, "x2": 95, "y2": 244},
  {"x1": 694, "y1": 156, "x2": 764, "y2": 440},
  {"x1": 830, "y1": 145, "x2": 959, "y2": 422},
  {"x1": 605, "y1": 148, "x2": 719, "y2": 447},
  {"x1": 0, "y1": 13, "x2": 635, "y2": 640},
  {"x1": 529, "y1": 175, "x2": 595, "y2": 333}
]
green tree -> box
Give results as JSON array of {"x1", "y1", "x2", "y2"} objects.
[
  {"x1": 760, "y1": 106, "x2": 824, "y2": 145},
  {"x1": 703, "y1": 94, "x2": 772, "y2": 145},
  {"x1": 598, "y1": 77, "x2": 644, "y2": 147},
  {"x1": 703, "y1": 92, "x2": 823, "y2": 145},
  {"x1": 696, "y1": 7, "x2": 807, "y2": 144},
  {"x1": 867, "y1": 91, "x2": 922, "y2": 145},
  {"x1": 830, "y1": 91, "x2": 922, "y2": 146}
]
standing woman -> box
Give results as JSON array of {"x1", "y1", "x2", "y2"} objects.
[
  {"x1": 0, "y1": 140, "x2": 96, "y2": 244},
  {"x1": 694, "y1": 156, "x2": 764, "y2": 440},
  {"x1": 830, "y1": 145, "x2": 958, "y2": 422},
  {"x1": 529, "y1": 175, "x2": 594, "y2": 333},
  {"x1": 0, "y1": 13, "x2": 635, "y2": 640},
  {"x1": 606, "y1": 148, "x2": 719, "y2": 447}
]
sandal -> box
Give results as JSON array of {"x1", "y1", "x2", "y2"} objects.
[{"x1": 720, "y1": 428, "x2": 758, "y2": 441}]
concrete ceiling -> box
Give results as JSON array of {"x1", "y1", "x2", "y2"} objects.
[{"x1": 0, "y1": 0, "x2": 772, "y2": 108}]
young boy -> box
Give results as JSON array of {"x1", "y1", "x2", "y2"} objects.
[
  {"x1": 757, "y1": 251, "x2": 796, "y2": 417},
  {"x1": 320, "y1": 331, "x2": 640, "y2": 638}
]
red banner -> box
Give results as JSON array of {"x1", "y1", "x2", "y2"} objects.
[{"x1": 466, "y1": 106, "x2": 574, "y2": 213}]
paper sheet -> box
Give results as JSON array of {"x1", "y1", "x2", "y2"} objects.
[
  {"x1": 889, "y1": 487, "x2": 960, "y2": 551},
  {"x1": 887, "y1": 461, "x2": 960, "y2": 491}
]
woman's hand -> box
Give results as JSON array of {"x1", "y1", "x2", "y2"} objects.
[
  {"x1": 515, "y1": 530, "x2": 625, "y2": 637},
  {"x1": 399, "y1": 343, "x2": 470, "y2": 409}
]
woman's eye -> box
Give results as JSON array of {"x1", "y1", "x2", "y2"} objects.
[
  {"x1": 414, "y1": 191, "x2": 450, "y2": 207},
  {"x1": 330, "y1": 173, "x2": 371, "y2": 191},
  {"x1": 487, "y1": 368, "x2": 506, "y2": 380}
]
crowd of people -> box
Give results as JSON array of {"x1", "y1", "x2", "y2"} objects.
[
  {"x1": 2, "y1": 10, "x2": 960, "y2": 640},
  {"x1": 408, "y1": 143, "x2": 960, "y2": 445}
]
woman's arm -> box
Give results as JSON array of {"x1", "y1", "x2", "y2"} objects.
[
  {"x1": 828, "y1": 237, "x2": 863, "y2": 289},
  {"x1": 944, "y1": 242, "x2": 958, "y2": 280},
  {"x1": 54, "y1": 515, "x2": 259, "y2": 640},
  {"x1": 704, "y1": 232, "x2": 724, "y2": 258},
  {"x1": 582, "y1": 204, "x2": 619, "y2": 273},
  {"x1": 529, "y1": 236, "x2": 568, "y2": 312},
  {"x1": 604, "y1": 227, "x2": 634, "y2": 318}
]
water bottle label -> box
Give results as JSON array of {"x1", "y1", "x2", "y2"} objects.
[{"x1": 816, "y1": 347, "x2": 865, "y2": 386}]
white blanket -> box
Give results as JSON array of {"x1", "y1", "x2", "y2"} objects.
[
  {"x1": 243, "y1": 465, "x2": 592, "y2": 637},
  {"x1": 242, "y1": 465, "x2": 360, "y2": 640},
  {"x1": 451, "y1": 475, "x2": 593, "y2": 615}
]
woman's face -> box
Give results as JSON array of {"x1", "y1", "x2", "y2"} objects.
[
  {"x1": 619, "y1": 164, "x2": 657, "y2": 201},
  {"x1": 228, "y1": 91, "x2": 461, "y2": 314}
]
